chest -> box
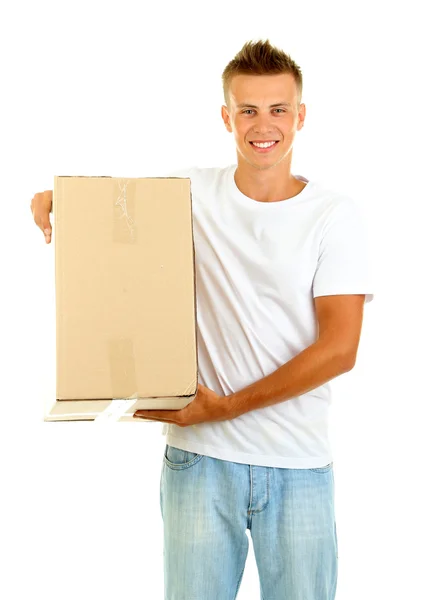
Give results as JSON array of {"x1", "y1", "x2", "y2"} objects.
[{"x1": 192, "y1": 202, "x2": 321, "y2": 299}]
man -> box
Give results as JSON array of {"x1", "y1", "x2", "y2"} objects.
[{"x1": 31, "y1": 39, "x2": 374, "y2": 600}]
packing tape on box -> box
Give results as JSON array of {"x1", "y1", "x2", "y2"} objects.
[
  {"x1": 113, "y1": 178, "x2": 137, "y2": 243},
  {"x1": 94, "y1": 397, "x2": 138, "y2": 421}
]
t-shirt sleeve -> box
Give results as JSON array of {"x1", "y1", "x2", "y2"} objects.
[{"x1": 312, "y1": 199, "x2": 374, "y2": 303}]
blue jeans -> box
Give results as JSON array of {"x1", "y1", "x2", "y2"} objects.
[{"x1": 160, "y1": 444, "x2": 338, "y2": 600}]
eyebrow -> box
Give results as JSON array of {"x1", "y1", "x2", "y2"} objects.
[{"x1": 236, "y1": 102, "x2": 292, "y2": 108}]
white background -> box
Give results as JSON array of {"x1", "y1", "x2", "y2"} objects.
[{"x1": 1, "y1": 0, "x2": 436, "y2": 598}]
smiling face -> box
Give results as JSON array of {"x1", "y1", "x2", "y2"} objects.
[{"x1": 221, "y1": 73, "x2": 306, "y2": 171}]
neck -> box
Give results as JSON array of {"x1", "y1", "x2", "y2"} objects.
[{"x1": 234, "y1": 152, "x2": 305, "y2": 203}]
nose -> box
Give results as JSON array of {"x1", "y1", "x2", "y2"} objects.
[{"x1": 252, "y1": 112, "x2": 276, "y2": 135}]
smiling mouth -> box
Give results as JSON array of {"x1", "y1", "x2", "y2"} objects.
[{"x1": 249, "y1": 140, "x2": 279, "y2": 152}]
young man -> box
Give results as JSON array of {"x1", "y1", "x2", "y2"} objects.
[{"x1": 31, "y1": 39, "x2": 374, "y2": 600}]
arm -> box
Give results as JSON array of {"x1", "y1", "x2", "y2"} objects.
[{"x1": 227, "y1": 294, "x2": 365, "y2": 419}]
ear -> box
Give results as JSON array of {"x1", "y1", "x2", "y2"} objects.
[
  {"x1": 297, "y1": 103, "x2": 306, "y2": 131},
  {"x1": 221, "y1": 105, "x2": 233, "y2": 133}
]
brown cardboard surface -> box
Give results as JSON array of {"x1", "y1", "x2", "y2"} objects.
[{"x1": 44, "y1": 176, "x2": 198, "y2": 422}]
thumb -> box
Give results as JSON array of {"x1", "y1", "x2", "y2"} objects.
[{"x1": 41, "y1": 219, "x2": 52, "y2": 242}]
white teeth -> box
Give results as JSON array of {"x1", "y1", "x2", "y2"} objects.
[{"x1": 252, "y1": 141, "x2": 276, "y2": 148}]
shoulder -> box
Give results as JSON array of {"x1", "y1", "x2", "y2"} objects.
[
  {"x1": 309, "y1": 179, "x2": 363, "y2": 219},
  {"x1": 294, "y1": 179, "x2": 368, "y2": 244},
  {"x1": 316, "y1": 189, "x2": 369, "y2": 246}
]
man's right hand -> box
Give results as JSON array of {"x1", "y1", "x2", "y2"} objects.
[{"x1": 31, "y1": 190, "x2": 53, "y2": 244}]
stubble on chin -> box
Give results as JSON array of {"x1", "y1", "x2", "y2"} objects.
[{"x1": 237, "y1": 144, "x2": 292, "y2": 171}]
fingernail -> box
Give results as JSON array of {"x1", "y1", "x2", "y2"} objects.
[{"x1": 44, "y1": 229, "x2": 50, "y2": 235}]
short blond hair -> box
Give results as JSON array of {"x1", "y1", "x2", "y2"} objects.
[{"x1": 222, "y1": 39, "x2": 303, "y2": 109}]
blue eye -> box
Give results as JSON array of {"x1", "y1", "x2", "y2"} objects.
[{"x1": 242, "y1": 108, "x2": 285, "y2": 114}]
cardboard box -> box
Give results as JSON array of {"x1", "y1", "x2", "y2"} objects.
[{"x1": 44, "y1": 175, "x2": 198, "y2": 422}]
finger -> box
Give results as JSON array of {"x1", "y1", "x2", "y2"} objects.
[
  {"x1": 133, "y1": 412, "x2": 162, "y2": 419},
  {"x1": 35, "y1": 217, "x2": 52, "y2": 242},
  {"x1": 31, "y1": 191, "x2": 53, "y2": 242},
  {"x1": 133, "y1": 412, "x2": 179, "y2": 424},
  {"x1": 40, "y1": 216, "x2": 52, "y2": 239},
  {"x1": 135, "y1": 413, "x2": 169, "y2": 420},
  {"x1": 36, "y1": 221, "x2": 51, "y2": 243},
  {"x1": 135, "y1": 416, "x2": 176, "y2": 423}
]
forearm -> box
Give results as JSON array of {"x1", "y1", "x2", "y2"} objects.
[{"x1": 227, "y1": 340, "x2": 354, "y2": 419}]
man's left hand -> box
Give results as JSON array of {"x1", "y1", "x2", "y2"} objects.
[{"x1": 132, "y1": 384, "x2": 233, "y2": 427}]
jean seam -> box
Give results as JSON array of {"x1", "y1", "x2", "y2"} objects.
[{"x1": 232, "y1": 541, "x2": 248, "y2": 600}]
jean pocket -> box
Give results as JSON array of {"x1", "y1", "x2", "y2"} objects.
[
  {"x1": 308, "y1": 462, "x2": 333, "y2": 473},
  {"x1": 164, "y1": 444, "x2": 205, "y2": 470}
]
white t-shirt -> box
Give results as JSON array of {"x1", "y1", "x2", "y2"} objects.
[{"x1": 161, "y1": 163, "x2": 374, "y2": 468}]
